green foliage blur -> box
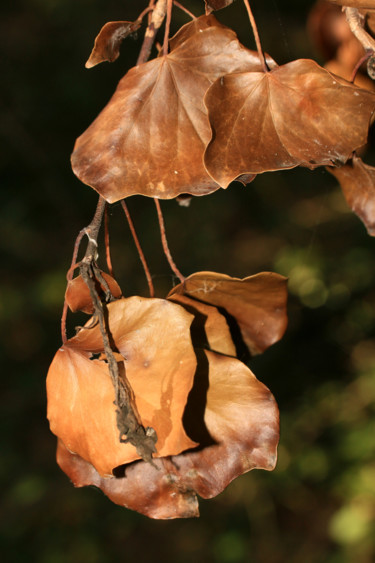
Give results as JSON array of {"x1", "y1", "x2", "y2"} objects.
[{"x1": 1, "y1": 0, "x2": 375, "y2": 561}]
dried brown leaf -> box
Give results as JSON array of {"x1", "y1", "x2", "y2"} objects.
[
  {"x1": 65, "y1": 271, "x2": 122, "y2": 314},
  {"x1": 327, "y1": 154, "x2": 375, "y2": 235},
  {"x1": 328, "y1": 1, "x2": 375, "y2": 7},
  {"x1": 204, "y1": 0, "x2": 236, "y2": 13},
  {"x1": 85, "y1": 21, "x2": 142, "y2": 68},
  {"x1": 204, "y1": 59, "x2": 375, "y2": 187},
  {"x1": 71, "y1": 15, "x2": 270, "y2": 201},
  {"x1": 168, "y1": 271, "x2": 288, "y2": 355},
  {"x1": 47, "y1": 297, "x2": 197, "y2": 476},
  {"x1": 56, "y1": 349, "x2": 279, "y2": 519}
]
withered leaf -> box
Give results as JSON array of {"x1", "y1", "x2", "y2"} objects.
[
  {"x1": 204, "y1": 59, "x2": 375, "y2": 187},
  {"x1": 71, "y1": 15, "x2": 270, "y2": 202},
  {"x1": 168, "y1": 13, "x2": 228, "y2": 50},
  {"x1": 168, "y1": 271, "x2": 288, "y2": 355},
  {"x1": 47, "y1": 297, "x2": 197, "y2": 476},
  {"x1": 85, "y1": 21, "x2": 142, "y2": 68},
  {"x1": 204, "y1": 0, "x2": 236, "y2": 14},
  {"x1": 65, "y1": 271, "x2": 122, "y2": 314},
  {"x1": 56, "y1": 349, "x2": 279, "y2": 519},
  {"x1": 327, "y1": 1, "x2": 375, "y2": 7},
  {"x1": 327, "y1": 155, "x2": 375, "y2": 235}
]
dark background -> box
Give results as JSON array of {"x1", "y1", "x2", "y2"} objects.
[{"x1": 1, "y1": 0, "x2": 375, "y2": 561}]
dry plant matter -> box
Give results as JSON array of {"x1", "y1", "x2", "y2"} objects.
[{"x1": 47, "y1": 0, "x2": 375, "y2": 518}]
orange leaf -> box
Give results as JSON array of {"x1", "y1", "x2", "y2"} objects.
[
  {"x1": 47, "y1": 297, "x2": 197, "y2": 476},
  {"x1": 71, "y1": 15, "x2": 270, "y2": 201},
  {"x1": 204, "y1": 59, "x2": 375, "y2": 187},
  {"x1": 85, "y1": 20, "x2": 142, "y2": 68},
  {"x1": 65, "y1": 271, "x2": 122, "y2": 314},
  {"x1": 168, "y1": 271, "x2": 288, "y2": 355},
  {"x1": 56, "y1": 350, "x2": 279, "y2": 519},
  {"x1": 327, "y1": 155, "x2": 375, "y2": 235}
]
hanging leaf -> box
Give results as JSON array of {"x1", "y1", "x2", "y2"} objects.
[
  {"x1": 71, "y1": 15, "x2": 271, "y2": 202},
  {"x1": 85, "y1": 20, "x2": 142, "y2": 68},
  {"x1": 65, "y1": 271, "x2": 122, "y2": 314},
  {"x1": 204, "y1": 59, "x2": 375, "y2": 187},
  {"x1": 56, "y1": 349, "x2": 279, "y2": 519},
  {"x1": 327, "y1": 1, "x2": 375, "y2": 7},
  {"x1": 168, "y1": 271, "x2": 288, "y2": 355},
  {"x1": 168, "y1": 12, "x2": 228, "y2": 50},
  {"x1": 327, "y1": 155, "x2": 375, "y2": 235},
  {"x1": 47, "y1": 297, "x2": 197, "y2": 476},
  {"x1": 204, "y1": 0, "x2": 236, "y2": 14}
]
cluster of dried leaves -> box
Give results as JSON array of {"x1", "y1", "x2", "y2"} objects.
[
  {"x1": 71, "y1": 11, "x2": 375, "y2": 202},
  {"x1": 48, "y1": 271, "x2": 287, "y2": 518},
  {"x1": 47, "y1": 0, "x2": 375, "y2": 519}
]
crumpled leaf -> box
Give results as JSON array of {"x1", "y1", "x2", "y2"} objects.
[
  {"x1": 168, "y1": 271, "x2": 288, "y2": 355},
  {"x1": 204, "y1": 59, "x2": 375, "y2": 187},
  {"x1": 204, "y1": 0, "x2": 236, "y2": 13},
  {"x1": 85, "y1": 20, "x2": 142, "y2": 68},
  {"x1": 65, "y1": 271, "x2": 122, "y2": 314},
  {"x1": 327, "y1": 154, "x2": 375, "y2": 235},
  {"x1": 47, "y1": 297, "x2": 197, "y2": 476},
  {"x1": 71, "y1": 15, "x2": 270, "y2": 202},
  {"x1": 56, "y1": 349, "x2": 279, "y2": 519}
]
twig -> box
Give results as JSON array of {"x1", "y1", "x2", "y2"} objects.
[
  {"x1": 80, "y1": 261, "x2": 157, "y2": 465},
  {"x1": 154, "y1": 199, "x2": 185, "y2": 283},
  {"x1": 137, "y1": 0, "x2": 168, "y2": 65},
  {"x1": 77, "y1": 196, "x2": 157, "y2": 465},
  {"x1": 121, "y1": 200, "x2": 155, "y2": 298},
  {"x1": 242, "y1": 0, "x2": 268, "y2": 73},
  {"x1": 345, "y1": 7, "x2": 375, "y2": 53},
  {"x1": 60, "y1": 200, "x2": 105, "y2": 344}
]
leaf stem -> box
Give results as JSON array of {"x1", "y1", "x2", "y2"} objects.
[
  {"x1": 242, "y1": 0, "x2": 267, "y2": 73},
  {"x1": 121, "y1": 200, "x2": 155, "y2": 298},
  {"x1": 104, "y1": 204, "x2": 114, "y2": 276},
  {"x1": 173, "y1": 1, "x2": 196, "y2": 19},
  {"x1": 154, "y1": 199, "x2": 185, "y2": 283}
]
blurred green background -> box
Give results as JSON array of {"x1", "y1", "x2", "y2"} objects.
[{"x1": 1, "y1": 0, "x2": 375, "y2": 561}]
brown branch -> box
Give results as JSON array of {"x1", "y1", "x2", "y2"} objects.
[
  {"x1": 154, "y1": 198, "x2": 185, "y2": 283},
  {"x1": 137, "y1": 0, "x2": 168, "y2": 65},
  {"x1": 80, "y1": 261, "x2": 157, "y2": 465},
  {"x1": 345, "y1": 7, "x2": 375, "y2": 53},
  {"x1": 60, "y1": 199, "x2": 105, "y2": 344},
  {"x1": 242, "y1": 0, "x2": 268, "y2": 73},
  {"x1": 76, "y1": 196, "x2": 157, "y2": 465},
  {"x1": 121, "y1": 200, "x2": 155, "y2": 297}
]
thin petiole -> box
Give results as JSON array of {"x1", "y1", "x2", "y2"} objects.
[{"x1": 154, "y1": 198, "x2": 184, "y2": 283}]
